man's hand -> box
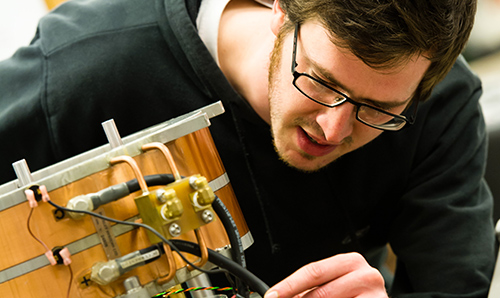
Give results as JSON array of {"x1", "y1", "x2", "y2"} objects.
[{"x1": 263, "y1": 252, "x2": 388, "y2": 298}]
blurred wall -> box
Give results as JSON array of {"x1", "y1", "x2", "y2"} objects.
[{"x1": 0, "y1": 0, "x2": 47, "y2": 61}]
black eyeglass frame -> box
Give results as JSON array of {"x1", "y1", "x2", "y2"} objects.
[{"x1": 290, "y1": 23, "x2": 418, "y2": 131}]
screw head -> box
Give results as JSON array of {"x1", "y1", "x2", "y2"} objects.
[
  {"x1": 169, "y1": 223, "x2": 182, "y2": 237},
  {"x1": 201, "y1": 210, "x2": 214, "y2": 223}
]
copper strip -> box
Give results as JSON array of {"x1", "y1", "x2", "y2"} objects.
[
  {"x1": 187, "y1": 228, "x2": 208, "y2": 271},
  {"x1": 141, "y1": 142, "x2": 182, "y2": 181},
  {"x1": 109, "y1": 156, "x2": 148, "y2": 194},
  {"x1": 157, "y1": 243, "x2": 176, "y2": 285}
]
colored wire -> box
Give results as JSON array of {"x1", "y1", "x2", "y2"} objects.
[
  {"x1": 66, "y1": 264, "x2": 73, "y2": 298},
  {"x1": 27, "y1": 204, "x2": 73, "y2": 298},
  {"x1": 26, "y1": 208, "x2": 50, "y2": 252},
  {"x1": 170, "y1": 240, "x2": 269, "y2": 297},
  {"x1": 153, "y1": 286, "x2": 236, "y2": 297}
]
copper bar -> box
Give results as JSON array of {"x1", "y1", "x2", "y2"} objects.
[
  {"x1": 142, "y1": 142, "x2": 181, "y2": 181},
  {"x1": 157, "y1": 243, "x2": 177, "y2": 285},
  {"x1": 110, "y1": 156, "x2": 148, "y2": 194},
  {"x1": 187, "y1": 228, "x2": 208, "y2": 271}
]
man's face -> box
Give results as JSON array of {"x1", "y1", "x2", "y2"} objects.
[{"x1": 268, "y1": 21, "x2": 430, "y2": 172}]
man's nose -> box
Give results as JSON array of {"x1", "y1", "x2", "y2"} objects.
[{"x1": 315, "y1": 103, "x2": 355, "y2": 144}]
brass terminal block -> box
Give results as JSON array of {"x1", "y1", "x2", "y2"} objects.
[{"x1": 134, "y1": 175, "x2": 216, "y2": 243}]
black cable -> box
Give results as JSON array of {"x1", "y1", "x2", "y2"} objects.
[
  {"x1": 171, "y1": 240, "x2": 269, "y2": 297},
  {"x1": 126, "y1": 174, "x2": 175, "y2": 193},
  {"x1": 212, "y1": 197, "x2": 246, "y2": 267},
  {"x1": 212, "y1": 197, "x2": 249, "y2": 297}
]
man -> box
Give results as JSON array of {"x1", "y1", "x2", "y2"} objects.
[{"x1": 0, "y1": 0, "x2": 494, "y2": 297}]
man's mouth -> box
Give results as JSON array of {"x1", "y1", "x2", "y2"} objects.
[{"x1": 296, "y1": 127, "x2": 338, "y2": 157}]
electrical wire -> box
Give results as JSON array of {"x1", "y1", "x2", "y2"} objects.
[
  {"x1": 152, "y1": 286, "x2": 237, "y2": 297},
  {"x1": 26, "y1": 208, "x2": 50, "y2": 252},
  {"x1": 66, "y1": 264, "x2": 73, "y2": 298},
  {"x1": 212, "y1": 197, "x2": 246, "y2": 267},
  {"x1": 27, "y1": 203, "x2": 73, "y2": 298},
  {"x1": 126, "y1": 174, "x2": 175, "y2": 193},
  {"x1": 212, "y1": 197, "x2": 249, "y2": 298}
]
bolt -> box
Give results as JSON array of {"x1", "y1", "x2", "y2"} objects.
[
  {"x1": 74, "y1": 199, "x2": 90, "y2": 211},
  {"x1": 66, "y1": 195, "x2": 92, "y2": 220},
  {"x1": 157, "y1": 188, "x2": 177, "y2": 204},
  {"x1": 201, "y1": 210, "x2": 214, "y2": 223},
  {"x1": 98, "y1": 265, "x2": 116, "y2": 283},
  {"x1": 156, "y1": 189, "x2": 167, "y2": 203},
  {"x1": 123, "y1": 276, "x2": 142, "y2": 293},
  {"x1": 169, "y1": 223, "x2": 182, "y2": 237},
  {"x1": 189, "y1": 176, "x2": 199, "y2": 189}
]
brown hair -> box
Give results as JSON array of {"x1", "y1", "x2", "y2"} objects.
[{"x1": 278, "y1": 0, "x2": 477, "y2": 102}]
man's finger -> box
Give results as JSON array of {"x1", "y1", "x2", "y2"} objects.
[{"x1": 264, "y1": 253, "x2": 368, "y2": 298}]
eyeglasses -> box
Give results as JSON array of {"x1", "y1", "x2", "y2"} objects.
[{"x1": 291, "y1": 23, "x2": 418, "y2": 131}]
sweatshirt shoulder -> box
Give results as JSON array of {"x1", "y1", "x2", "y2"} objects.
[
  {"x1": 36, "y1": 0, "x2": 159, "y2": 54},
  {"x1": 433, "y1": 55, "x2": 482, "y2": 97}
]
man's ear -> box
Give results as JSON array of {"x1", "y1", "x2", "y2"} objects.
[{"x1": 270, "y1": 0, "x2": 286, "y2": 36}]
